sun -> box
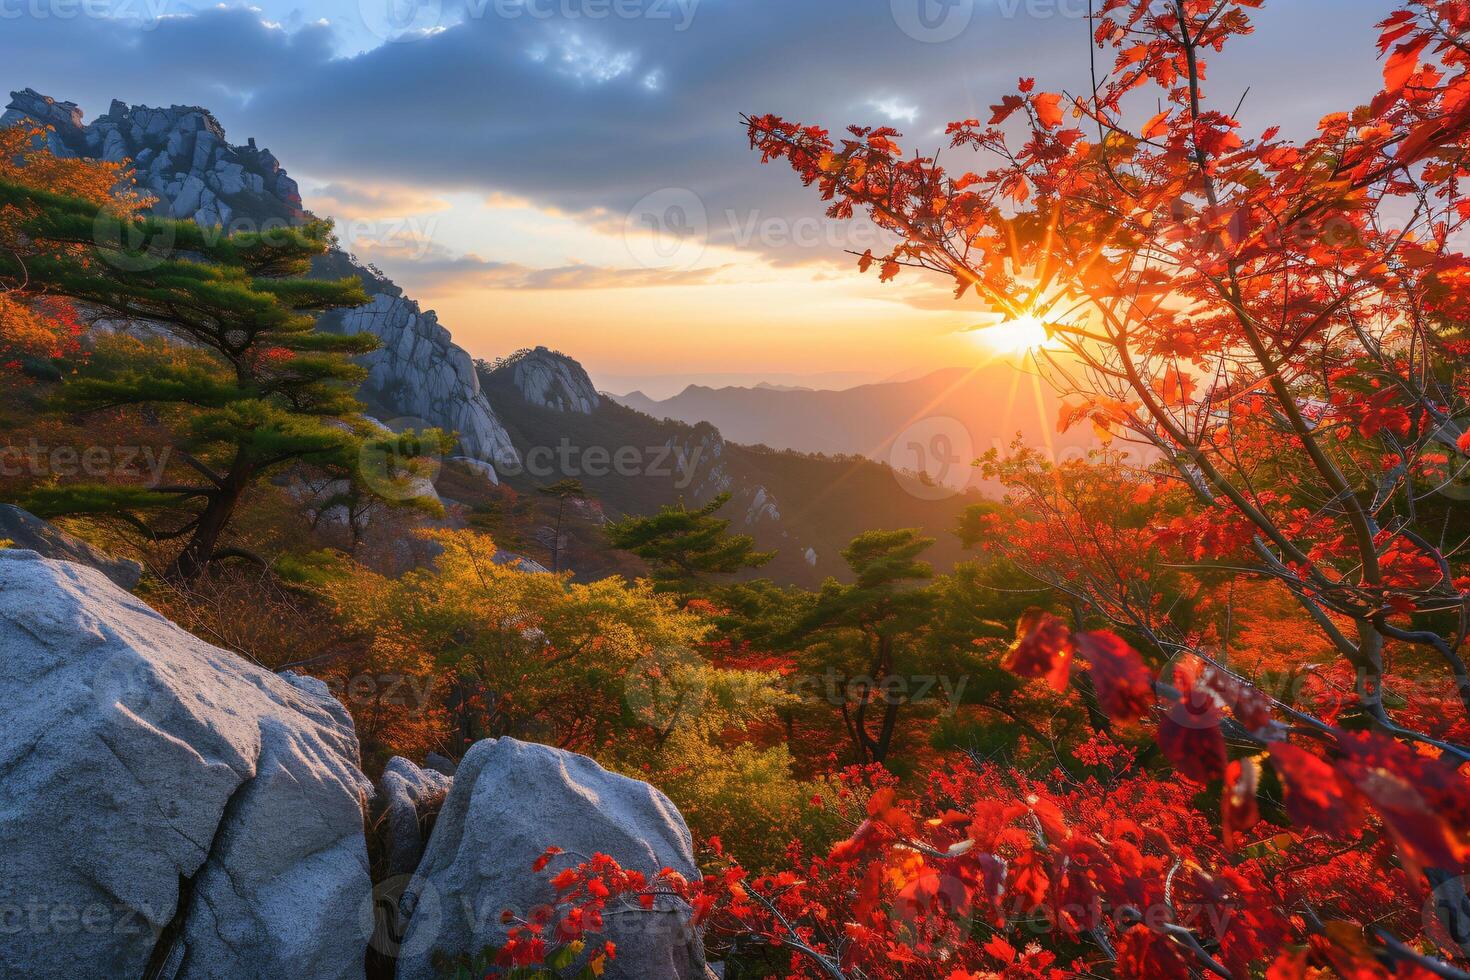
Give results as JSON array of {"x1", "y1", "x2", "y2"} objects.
[{"x1": 974, "y1": 314, "x2": 1053, "y2": 355}]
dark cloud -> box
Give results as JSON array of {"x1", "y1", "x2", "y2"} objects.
[{"x1": 2, "y1": 0, "x2": 1389, "y2": 270}]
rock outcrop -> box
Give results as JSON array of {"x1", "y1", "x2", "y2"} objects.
[
  {"x1": 1, "y1": 88, "x2": 300, "y2": 229},
  {"x1": 1, "y1": 550, "x2": 719, "y2": 976},
  {"x1": 0, "y1": 504, "x2": 142, "y2": 590},
  {"x1": 491, "y1": 550, "x2": 552, "y2": 574},
  {"x1": 375, "y1": 757, "x2": 452, "y2": 878},
  {"x1": 664, "y1": 423, "x2": 782, "y2": 529},
  {"x1": 396, "y1": 737, "x2": 709, "y2": 980},
  {"x1": 481, "y1": 346, "x2": 601, "y2": 414},
  {"x1": 0, "y1": 550, "x2": 373, "y2": 979},
  {"x1": 320, "y1": 283, "x2": 518, "y2": 471},
  {"x1": 1, "y1": 89, "x2": 519, "y2": 473}
]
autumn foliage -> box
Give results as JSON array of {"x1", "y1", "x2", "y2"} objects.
[
  {"x1": 0, "y1": 124, "x2": 148, "y2": 369},
  {"x1": 6, "y1": 2, "x2": 1470, "y2": 977},
  {"x1": 484, "y1": 2, "x2": 1470, "y2": 977}
]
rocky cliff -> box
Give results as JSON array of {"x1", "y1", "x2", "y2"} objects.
[
  {"x1": 481, "y1": 346, "x2": 601, "y2": 415},
  {"x1": 1, "y1": 87, "x2": 300, "y2": 230},
  {"x1": 1, "y1": 88, "x2": 518, "y2": 473}
]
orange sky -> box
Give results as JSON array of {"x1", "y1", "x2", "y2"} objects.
[{"x1": 321, "y1": 187, "x2": 991, "y2": 395}]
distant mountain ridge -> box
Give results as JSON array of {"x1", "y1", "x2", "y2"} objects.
[
  {"x1": 4, "y1": 88, "x2": 986, "y2": 584},
  {"x1": 480, "y1": 350, "x2": 979, "y2": 585},
  {"x1": 610, "y1": 366, "x2": 1093, "y2": 492}
]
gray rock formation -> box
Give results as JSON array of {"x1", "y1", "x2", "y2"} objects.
[
  {"x1": 2, "y1": 89, "x2": 518, "y2": 474},
  {"x1": 324, "y1": 289, "x2": 517, "y2": 471},
  {"x1": 0, "y1": 504, "x2": 142, "y2": 589},
  {"x1": 662, "y1": 423, "x2": 782, "y2": 529},
  {"x1": 491, "y1": 550, "x2": 552, "y2": 574},
  {"x1": 0, "y1": 550, "x2": 373, "y2": 979},
  {"x1": 482, "y1": 346, "x2": 601, "y2": 414},
  {"x1": 376, "y1": 757, "x2": 452, "y2": 878},
  {"x1": 1, "y1": 88, "x2": 299, "y2": 230},
  {"x1": 449, "y1": 455, "x2": 499, "y2": 484},
  {"x1": 396, "y1": 737, "x2": 709, "y2": 980},
  {"x1": 742, "y1": 485, "x2": 781, "y2": 525}
]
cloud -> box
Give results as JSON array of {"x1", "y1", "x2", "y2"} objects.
[
  {"x1": 305, "y1": 181, "x2": 449, "y2": 218},
  {"x1": 864, "y1": 96, "x2": 919, "y2": 124},
  {"x1": 0, "y1": 0, "x2": 1388, "y2": 278},
  {"x1": 358, "y1": 239, "x2": 721, "y2": 290}
]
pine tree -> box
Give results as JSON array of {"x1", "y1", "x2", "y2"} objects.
[
  {"x1": 795, "y1": 528, "x2": 936, "y2": 764},
  {"x1": 605, "y1": 491, "x2": 774, "y2": 594},
  {"x1": 537, "y1": 478, "x2": 587, "y2": 572},
  {"x1": 0, "y1": 177, "x2": 433, "y2": 580}
]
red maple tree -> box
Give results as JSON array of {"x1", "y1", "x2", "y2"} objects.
[{"x1": 502, "y1": 2, "x2": 1470, "y2": 976}]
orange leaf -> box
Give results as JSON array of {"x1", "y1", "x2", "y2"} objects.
[
  {"x1": 1010, "y1": 850, "x2": 1050, "y2": 911},
  {"x1": 1032, "y1": 92, "x2": 1065, "y2": 129},
  {"x1": 989, "y1": 95, "x2": 1025, "y2": 125},
  {"x1": 1141, "y1": 110, "x2": 1171, "y2": 139},
  {"x1": 1383, "y1": 35, "x2": 1429, "y2": 94}
]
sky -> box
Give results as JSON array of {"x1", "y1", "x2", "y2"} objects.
[{"x1": 1, "y1": 0, "x2": 1391, "y2": 395}]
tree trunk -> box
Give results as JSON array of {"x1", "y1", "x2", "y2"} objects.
[
  {"x1": 165, "y1": 457, "x2": 251, "y2": 582},
  {"x1": 872, "y1": 697, "x2": 901, "y2": 764},
  {"x1": 847, "y1": 689, "x2": 873, "y2": 764}
]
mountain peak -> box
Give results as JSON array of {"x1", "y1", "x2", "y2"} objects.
[
  {"x1": 3, "y1": 88, "x2": 521, "y2": 474},
  {"x1": 481, "y1": 347, "x2": 600, "y2": 415},
  {"x1": 3, "y1": 88, "x2": 302, "y2": 227}
]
